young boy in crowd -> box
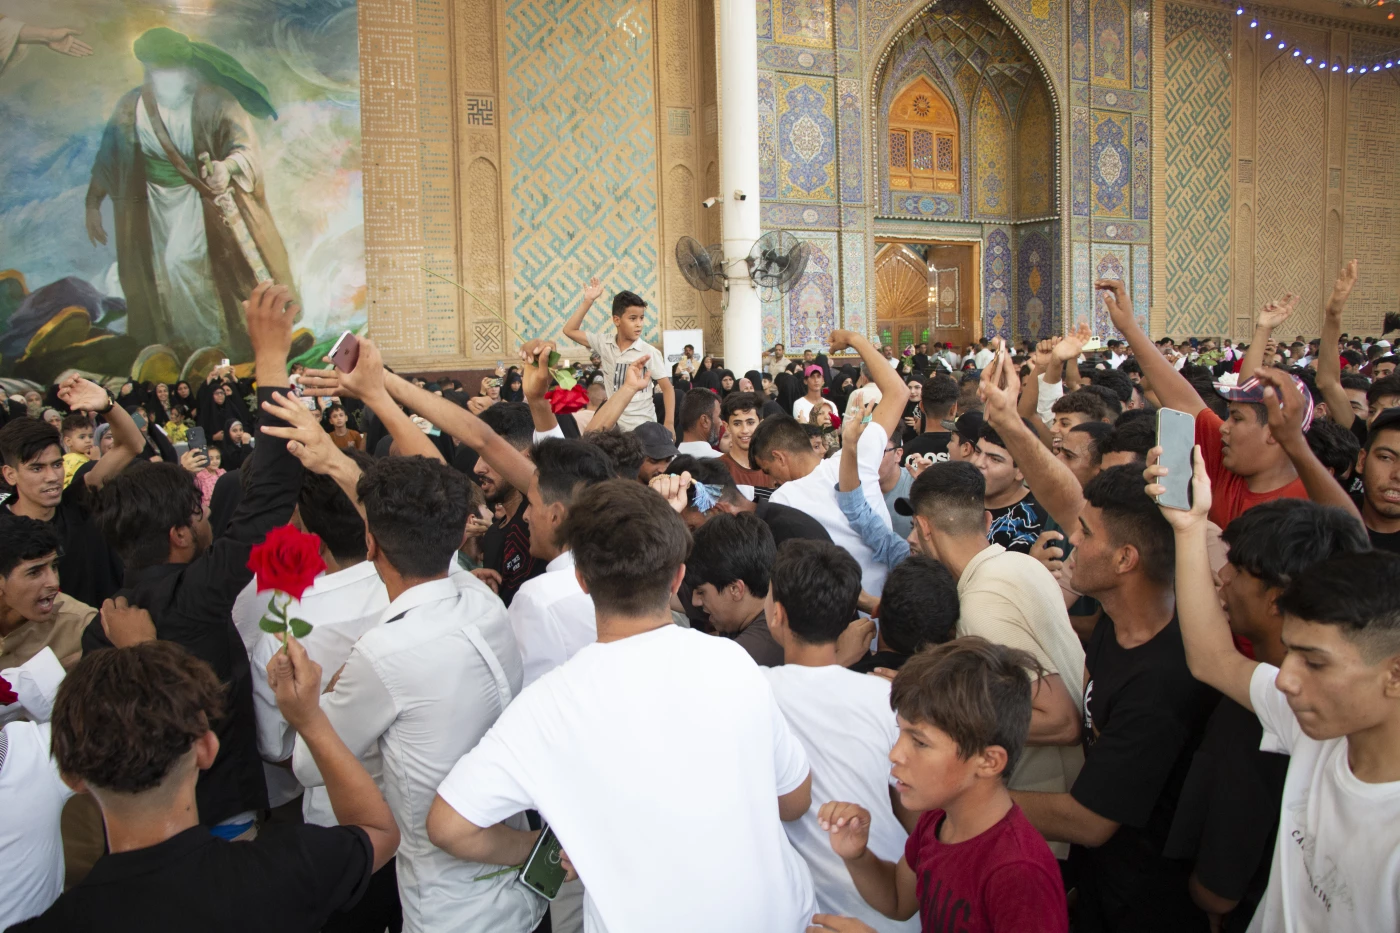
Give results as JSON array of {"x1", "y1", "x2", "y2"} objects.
[
  {"x1": 8, "y1": 639, "x2": 400, "y2": 932},
  {"x1": 1153, "y1": 448, "x2": 1400, "y2": 933},
  {"x1": 763, "y1": 539, "x2": 919, "y2": 932},
  {"x1": 58, "y1": 414, "x2": 93, "y2": 490},
  {"x1": 562, "y1": 278, "x2": 674, "y2": 433},
  {"x1": 851, "y1": 554, "x2": 959, "y2": 675},
  {"x1": 816, "y1": 639, "x2": 1067, "y2": 933},
  {"x1": 720, "y1": 391, "x2": 772, "y2": 488},
  {"x1": 426, "y1": 480, "x2": 817, "y2": 933},
  {"x1": 686, "y1": 511, "x2": 783, "y2": 667}
]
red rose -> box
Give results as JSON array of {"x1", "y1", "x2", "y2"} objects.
[
  {"x1": 0, "y1": 674, "x2": 17, "y2": 707},
  {"x1": 247, "y1": 524, "x2": 326, "y2": 601}
]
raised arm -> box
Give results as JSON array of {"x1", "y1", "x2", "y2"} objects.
[
  {"x1": 562, "y1": 276, "x2": 604, "y2": 347},
  {"x1": 1254, "y1": 368, "x2": 1361, "y2": 518},
  {"x1": 1237, "y1": 295, "x2": 1299, "y2": 385},
  {"x1": 260, "y1": 392, "x2": 367, "y2": 520},
  {"x1": 58, "y1": 377, "x2": 143, "y2": 487},
  {"x1": 1096, "y1": 279, "x2": 1204, "y2": 415},
  {"x1": 329, "y1": 338, "x2": 444, "y2": 463},
  {"x1": 584, "y1": 357, "x2": 649, "y2": 434},
  {"x1": 979, "y1": 345, "x2": 1086, "y2": 529},
  {"x1": 1315, "y1": 261, "x2": 1358, "y2": 430},
  {"x1": 1146, "y1": 447, "x2": 1258, "y2": 708},
  {"x1": 519, "y1": 339, "x2": 559, "y2": 434},
  {"x1": 829, "y1": 330, "x2": 910, "y2": 438}
]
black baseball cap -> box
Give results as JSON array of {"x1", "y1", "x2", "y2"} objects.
[
  {"x1": 939, "y1": 410, "x2": 984, "y2": 447},
  {"x1": 633, "y1": 422, "x2": 679, "y2": 460}
]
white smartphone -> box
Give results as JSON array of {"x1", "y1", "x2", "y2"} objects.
[{"x1": 1155, "y1": 408, "x2": 1195, "y2": 511}]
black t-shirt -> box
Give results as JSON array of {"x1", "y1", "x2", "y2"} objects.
[
  {"x1": 986, "y1": 491, "x2": 1049, "y2": 554},
  {"x1": 10, "y1": 824, "x2": 373, "y2": 933},
  {"x1": 1163, "y1": 698, "x2": 1289, "y2": 932},
  {"x1": 482, "y1": 496, "x2": 544, "y2": 606},
  {"x1": 1368, "y1": 526, "x2": 1400, "y2": 553},
  {"x1": 1, "y1": 463, "x2": 122, "y2": 608},
  {"x1": 754, "y1": 500, "x2": 833, "y2": 547},
  {"x1": 901, "y1": 431, "x2": 952, "y2": 467},
  {"x1": 1069, "y1": 613, "x2": 1220, "y2": 933}
]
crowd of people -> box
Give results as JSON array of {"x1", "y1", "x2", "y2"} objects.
[{"x1": 1, "y1": 261, "x2": 1399, "y2": 933}]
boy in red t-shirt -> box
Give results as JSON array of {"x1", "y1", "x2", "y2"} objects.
[{"x1": 811, "y1": 638, "x2": 1067, "y2": 933}]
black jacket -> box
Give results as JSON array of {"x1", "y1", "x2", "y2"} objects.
[{"x1": 83, "y1": 386, "x2": 303, "y2": 825}]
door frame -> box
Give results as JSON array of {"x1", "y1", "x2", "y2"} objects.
[{"x1": 872, "y1": 234, "x2": 982, "y2": 347}]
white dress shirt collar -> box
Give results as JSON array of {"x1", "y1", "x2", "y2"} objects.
[
  {"x1": 546, "y1": 549, "x2": 576, "y2": 574},
  {"x1": 381, "y1": 575, "x2": 459, "y2": 624}
]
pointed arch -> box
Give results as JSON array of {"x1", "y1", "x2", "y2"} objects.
[{"x1": 887, "y1": 76, "x2": 960, "y2": 194}]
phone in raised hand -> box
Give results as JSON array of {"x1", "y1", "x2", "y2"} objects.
[
  {"x1": 329, "y1": 331, "x2": 360, "y2": 373},
  {"x1": 1155, "y1": 408, "x2": 1194, "y2": 511}
]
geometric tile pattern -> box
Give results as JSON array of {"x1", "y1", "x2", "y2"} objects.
[
  {"x1": 1165, "y1": 1, "x2": 1232, "y2": 57},
  {"x1": 1091, "y1": 0, "x2": 1129, "y2": 89},
  {"x1": 838, "y1": 78, "x2": 864, "y2": 202},
  {"x1": 1164, "y1": 27, "x2": 1232, "y2": 336},
  {"x1": 776, "y1": 74, "x2": 838, "y2": 200},
  {"x1": 1071, "y1": 0, "x2": 1090, "y2": 82},
  {"x1": 1073, "y1": 240, "x2": 1092, "y2": 327},
  {"x1": 785, "y1": 231, "x2": 841, "y2": 348},
  {"x1": 1342, "y1": 71, "x2": 1400, "y2": 336},
  {"x1": 1092, "y1": 244, "x2": 1128, "y2": 337},
  {"x1": 1256, "y1": 58, "x2": 1326, "y2": 336},
  {"x1": 778, "y1": 0, "x2": 833, "y2": 48},
  {"x1": 1018, "y1": 81, "x2": 1054, "y2": 216},
  {"x1": 984, "y1": 228, "x2": 1013, "y2": 340},
  {"x1": 1018, "y1": 228, "x2": 1052, "y2": 339},
  {"x1": 975, "y1": 84, "x2": 1011, "y2": 216},
  {"x1": 758, "y1": 72, "x2": 779, "y2": 199},
  {"x1": 1000, "y1": 0, "x2": 1067, "y2": 77},
  {"x1": 1071, "y1": 106, "x2": 1091, "y2": 215},
  {"x1": 1131, "y1": 0, "x2": 1149, "y2": 90},
  {"x1": 1090, "y1": 112, "x2": 1131, "y2": 217},
  {"x1": 505, "y1": 0, "x2": 660, "y2": 342},
  {"x1": 1131, "y1": 115, "x2": 1150, "y2": 220}
]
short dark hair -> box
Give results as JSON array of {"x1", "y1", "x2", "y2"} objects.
[
  {"x1": 1222, "y1": 499, "x2": 1370, "y2": 590},
  {"x1": 921, "y1": 374, "x2": 960, "y2": 418},
  {"x1": 1340, "y1": 374, "x2": 1372, "y2": 393},
  {"x1": 907, "y1": 461, "x2": 985, "y2": 535},
  {"x1": 0, "y1": 516, "x2": 61, "y2": 577},
  {"x1": 751, "y1": 415, "x2": 811, "y2": 462},
  {"x1": 0, "y1": 417, "x2": 62, "y2": 468},
  {"x1": 297, "y1": 449, "x2": 373, "y2": 563},
  {"x1": 611, "y1": 290, "x2": 647, "y2": 317},
  {"x1": 1099, "y1": 417, "x2": 1155, "y2": 461},
  {"x1": 890, "y1": 637, "x2": 1040, "y2": 778},
  {"x1": 1305, "y1": 419, "x2": 1361, "y2": 480},
  {"x1": 1080, "y1": 384, "x2": 1123, "y2": 418},
  {"x1": 1082, "y1": 465, "x2": 1175, "y2": 585},
  {"x1": 562, "y1": 480, "x2": 691, "y2": 615},
  {"x1": 60, "y1": 412, "x2": 93, "y2": 435},
  {"x1": 582, "y1": 428, "x2": 644, "y2": 479},
  {"x1": 687, "y1": 511, "x2": 776, "y2": 599},
  {"x1": 1366, "y1": 408, "x2": 1400, "y2": 450},
  {"x1": 721, "y1": 391, "x2": 764, "y2": 422},
  {"x1": 769, "y1": 539, "x2": 861, "y2": 645},
  {"x1": 679, "y1": 389, "x2": 720, "y2": 435},
  {"x1": 1368, "y1": 374, "x2": 1400, "y2": 407},
  {"x1": 878, "y1": 555, "x2": 959, "y2": 655},
  {"x1": 52, "y1": 642, "x2": 225, "y2": 793},
  {"x1": 1093, "y1": 369, "x2": 1135, "y2": 404},
  {"x1": 1275, "y1": 552, "x2": 1400, "y2": 662},
  {"x1": 1068, "y1": 421, "x2": 1115, "y2": 466},
  {"x1": 357, "y1": 456, "x2": 470, "y2": 578},
  {"x1": 95, "y1": 462, "x2": 203, "y2": 571},
  {"x1": 478, "y1": 402, "x2": 535, "y2": 450},
  {"x1": 533, "y1": 438, "x2": 615, "y2": 505}
]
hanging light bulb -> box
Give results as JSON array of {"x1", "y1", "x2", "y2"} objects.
[{"x1": 1249, "y1": 19, "x2": 1258, "y2": 27}]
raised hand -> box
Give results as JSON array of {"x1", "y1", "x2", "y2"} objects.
[
  {"x1": 266, "y1": 636, "x2": 325, "y2": 731},
  {"x1": 1094, "y1": 279, "x2": 1134, "y2": 332},
  {"x1": 260, "y1": 391, "x2": 346, "y2": 475},
  {"x1": 244, "y1": 281, "x2": 296, "y2": 363},
  {"x1": 100, "y1": 596, "x2": 156, "y2": 648},
  {"x1": 649, "y1": 471, "x2": 692, "y2": 514},
  {"x1": 582, "y1": 276, "x2": 605, "y2": 303},
  {"x1": 1032, "y1": 338, "x2": 1056, "y2": 372},
  {"x1": 1053, "y1": 322, "x2": 1092, "y2": 363},
  {"x1": 1326, "y1": 260, "x2": 1358, "y2": 320},
  {"x1": 1145, "y1": 445, "x2": 1212, "y2": 532},
  {"x1": 977, "y1": 341, "x2": 1020, "y2": 424},
  {"x1": 622, "y1": 357, "x2": 651, "y2": 393},
  {"x1": 520, "y1": 339, "x2": 556, "y2": 402},
  {"x1": 179, "y1": 448, "x2": 209, "y2": 474},
  {"x1": 818, "y1": 801, "x2": 872, "y2": 861},
  {"x1": 842, "y1": 399, "x2": 874, "y2": 448},
  {"x1": 1254, "y1": 368, "x2": 1309, "y2": 449},
  {"x1": 828, "y1": 329, "x2": 855, "y2": 354},
  {"x1": 1256, "y1": 294, "x2": 1299, "y2": 332},
  {"x1": 334, "y1": 337, "x2": 390, "y2": 403},
  {"x1": 56, "y1": 374, "x2": 111, "y2": 413}
]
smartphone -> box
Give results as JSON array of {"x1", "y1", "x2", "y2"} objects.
[
  {"x1": 518, "y1": 824, "x2": 568, "y2": 901},
  {"x1": 1155, "y1": 408, "x2": 1195, "y2": 511},
  {"x1": 188, "y1": 426, "x2": 208, "y2": 463},
  {"x1": 329, "y1": 331, "x2": 360, "y2": 372},
  {"x1": 220, "y1": 358, "x2": 231, "y2": 369}
]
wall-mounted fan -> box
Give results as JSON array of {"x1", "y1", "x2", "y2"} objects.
[
  {"x1": 675, "y1": 236, "x2": 726, "y2": 292},
  {"x1": 747, "y1": 230, "x2": 810, "y2": 302}
]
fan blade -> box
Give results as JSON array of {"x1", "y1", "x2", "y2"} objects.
[
  {"x1": 776, "y1": 242, "x2": 811, "y2": 293},
  {"x1": 674, "y1": 236, "x2": 714, "y2": 292}
]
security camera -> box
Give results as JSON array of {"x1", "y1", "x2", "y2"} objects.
[
  {"x1": 702, "y1": 196, "x2": 722, "y2": 209},
  {"x1": 733, "y1": 190, "x2": 747, "y2": 201}
]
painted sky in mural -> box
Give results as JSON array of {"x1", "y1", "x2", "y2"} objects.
[{"x1": 0, "y1": 0, "x2": 362, "y2": 384}]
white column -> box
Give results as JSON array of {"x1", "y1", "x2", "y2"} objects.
[{"x1": 718, "y1": 0, "x2": 762, "y2": 374}]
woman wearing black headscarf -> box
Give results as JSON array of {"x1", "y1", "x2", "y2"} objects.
[
  {"x1": 741, "y1": 370, "x2": 764, "y2": 394},
  {"x1": 774, "y1": 371, "x2": 802, "y2": 415},
  {"x1": 694, "y1": 356, "x2": 720, "y2": 392},
  {"x1": 219, "y1": 418, "x2": 254, "y2": 471},
  {"x1": 828, "y1": 369, "x2": 857, "y2": 417},
  {"x1": 198, "y1": 376, "x2": 252, "y2": 442},
  {"x1": 501, "y1": 370, "x2": 525, "y2": 403},
  {"x1": 715, "y1": 369, "x2": 737, "y2": 397}
]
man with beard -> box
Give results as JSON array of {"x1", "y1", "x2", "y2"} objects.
[
  {"x1": 474, "y1": 403, "x2": 545, "y2": 605},
  {"x1": 1357, "y1": 408, "x2": 1400, "y2": 552},
  {"x1": 676, "y1": 390, "x2": 722, "y2": 459},
  {"x1": 85, "y1": 27, "x2": 294, "y2": 358}
]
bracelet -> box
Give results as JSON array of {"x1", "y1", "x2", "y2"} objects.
[{"x1": 99, "y1": 396, "x2": 114, "y2": 414}]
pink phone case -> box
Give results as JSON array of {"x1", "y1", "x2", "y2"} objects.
[{"x1": 329, "y1": 331, "x2": 360, "y2": 372}]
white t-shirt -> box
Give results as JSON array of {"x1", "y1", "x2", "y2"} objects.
[
  {"x1": 509, "y1": 550, "x2": 597, "y2": 688},
  {"x1": 676, "y1": 440, "x2": 722, "y2": 459},
  {"x1": 0, "y1": 721, "x2": 72, "y2": 928},
  {"x1": 438, "y1": 624, "x2": 815, "y2": 933},
  {"x1": 1247, "y1": 662, "x2": 1400, "y2": 933},
  {"x1": 792, "y1": 396, "x2": 834, "y2": 424},
  {"x1": 771, "y1": 421, "x2": 894, "y2": 595},
  {"x1": 764, "y1": 665, "x2": 918, "y2": 933},
  {"x1": 584, "y1": 330, "x2": 667, "y2": 432}
]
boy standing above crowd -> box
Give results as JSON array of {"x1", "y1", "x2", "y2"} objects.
[{"x1": 563, "y1": 278, "x2": 674, "y2": 434}]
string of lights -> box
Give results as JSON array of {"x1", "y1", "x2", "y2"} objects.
[{"x1": 1232, "y1": 4, "x2": 1400, "y2": 73}]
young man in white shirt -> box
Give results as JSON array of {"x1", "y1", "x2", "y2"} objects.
[
  {"x1": 675, "y1": 388, "x2": 723, "y2": 459},
  {"x1": 289, "y1": 456, "x2": 544, "y2": 933},
  {"x1": 427, "y1": 480, "x2": 816, "y2": 933},
  {"x1": 753, "y1": 329, "x2": 909, "y2": 596},
  {"x1": 1153, "y1": 448, "x2": 1400, "y2": 933},
  {"x1": 763, "y1": 540, "x2": 919, "y2": 932}
]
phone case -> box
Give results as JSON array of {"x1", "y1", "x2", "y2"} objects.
[
  {"x1": 329, "y1": 331, "x2": 360, "y2": 373},
  {"x1": 518, "y1": 826, "x2": 568, "y2": 901}
]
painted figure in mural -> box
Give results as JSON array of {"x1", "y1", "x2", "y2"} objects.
[
  {"x1": 85, "y1": 27, "x2": 294, "y2": 360},
  {"x1": 0, "y1": 16, "x2": 91, "y2": 79}
]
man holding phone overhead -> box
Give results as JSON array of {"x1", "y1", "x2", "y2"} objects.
[{"x1": 1095, "y1": 279, "x2": 1356, "y2": 528}]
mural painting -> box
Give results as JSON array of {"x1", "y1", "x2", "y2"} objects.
[{"x1": 0, "y1": 0, "x2": 363, "y2": 387}]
